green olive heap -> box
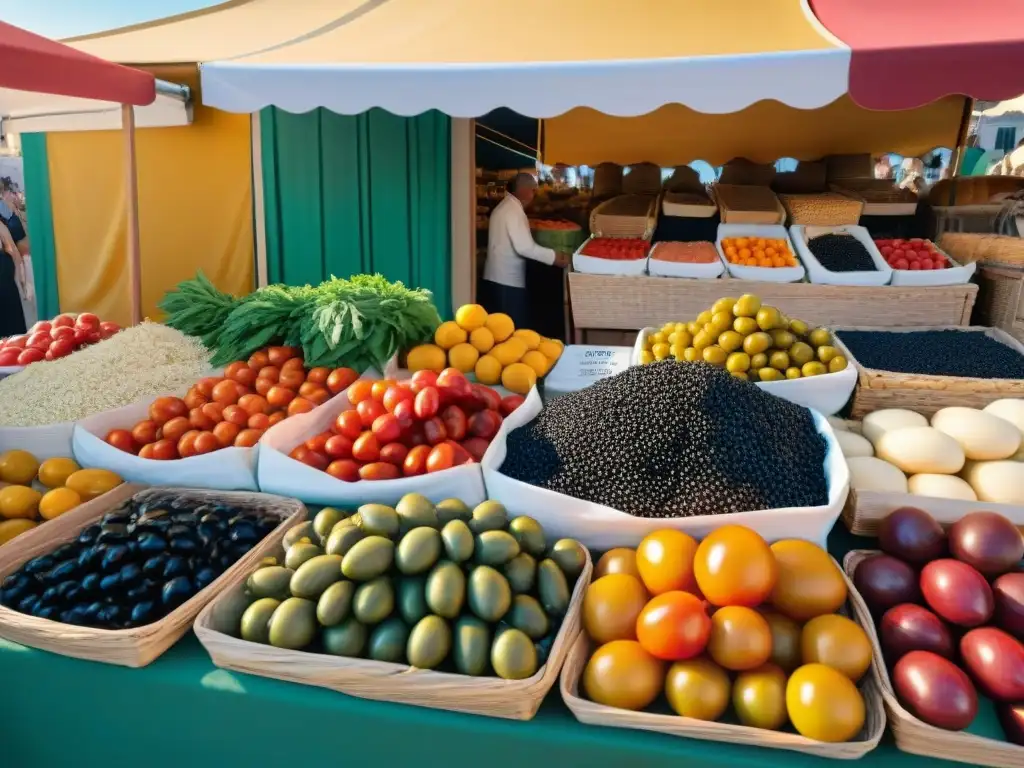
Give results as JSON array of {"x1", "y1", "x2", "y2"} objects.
[{"x1": 236, "y1": 494, "x2": 588, "y2": 680}]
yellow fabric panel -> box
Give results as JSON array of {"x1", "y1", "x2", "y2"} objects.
[
  {"x1": 45, "y1": 66, "x2": 253, "y2": 326},
  {"x1": 545, "y1": 96, "x2": 967, "y2": 167}
]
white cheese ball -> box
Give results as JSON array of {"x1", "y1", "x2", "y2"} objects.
[
  {"x1": 908, "y1": 473, "x2": 978, "y2": 501},
  {"x1": 964, "y1": 461, "x2": 1024, "y2": 505},
  {"x1": 984, "y1": 399, "x2": 1024, "y2": 434},
  {"x1": 876, "y1": 426, "x2": 966, "y2": 475},
  {"x1": 931, "y1": 406, "x2": 1022, "y2": 461},
  {"x1": 834, "y1": 430, "x2": 874, "y2": 458},
  {"x1": 862, "y1": 409, "x2": 929, "y2": 446},
  {"x1": 846, "y1": 456, "x2": 909, "y2": 493}
]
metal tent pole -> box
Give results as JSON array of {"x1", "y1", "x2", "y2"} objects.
[{"x1": 122, "y1": 103, "x2": 142, "y2": 324}]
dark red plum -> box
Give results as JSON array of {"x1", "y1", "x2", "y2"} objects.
[
  {"x1": 879, "y1": 506, "x2": 946, "y2": 566},
  {"x1": 961, "y1": 627, "x2": 1024, "y2": 702},
  {"x1": 921, "y1": 559, "x2": 994, "y2": 628},
  {"x1": 853, "y1": 553, "x2": 920, "y2": 617},
  {"x1": 949, "y1": 511, "x2": 1024, "y2": 578},
  {"x1": 893, "y1": 650, "x2": 978, "y2": 731},
  {"x1": 994, "y1": 572, "x2": 1024, "y2": 641},
  {"x1": 880, "y1": 603, "x2": 955, "y2": 662}
]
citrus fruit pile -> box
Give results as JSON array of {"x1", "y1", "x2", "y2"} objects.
[
  {"x1": 0, "y1": 450, "x2": 124, "y2": 546},
  {"x1": 721, "y1": 237, "x2": 798, "y2": 269},
  {"x1": 405, "y1": 304, "x2": 563, "y2": 396},
  {"x1": 638, "y1": 293, "x2": 848, "y2": 381},
  {"x1": 581, "y1": 526, "x2": 870, "y2": 743}
]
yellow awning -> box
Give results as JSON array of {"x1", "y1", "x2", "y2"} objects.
[
  {"x1": 195, "y1": 0, "x2": 850, "y2": 116},
  {"x1": 545, "y1": 96, "x2": 968, "y2": 167}
]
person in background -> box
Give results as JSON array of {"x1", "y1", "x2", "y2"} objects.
[
  {"x1": 874, "y1": 155, "x2": 893, "y2": 180},
  {"x1": 0, "y1": 219, "x2": 27, "y2": 336},
  {"x1": 481, "y1": 172, "x2": 569, "y2": 328}
]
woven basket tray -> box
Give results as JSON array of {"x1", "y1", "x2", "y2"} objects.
[
  {"x1": 559, "y1": 557, "x2": 885, "y2": 759},
  {"x1": 0, "y1": 484, "x2": 305, "y2": 666},
  {"x1": 779, "y1": 192, "x2": 864, "y2": 226},
  {"x1": 844, "y1": 550, "x2": 1024, "y2": 767},
  {"x1": 589, "y1": 195, "x2": 656, "y2": 238},
  {"x1": 831, "y1": 182, "x2": 918, "y2": 217},
  {"x1": 833, "y1": 325, "x2": 1024, "y2": 419},
  {"x1": 940, "y1": 233, "x2": 1024, "y2": 266},
  {"x1": 712, "y1": 184, "x2": 786, "y2": 225},
  {"x1": 195, "y1": 542, "x2": 592, "y2": 720}
]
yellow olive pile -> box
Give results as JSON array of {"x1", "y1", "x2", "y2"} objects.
[{"x1": 639, "y1": 294, "x2": 849, "y2": 382}]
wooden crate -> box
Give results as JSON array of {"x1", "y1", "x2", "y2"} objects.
[{"x1": 567, "y1": 273, "x2": 977, "y2": 341}]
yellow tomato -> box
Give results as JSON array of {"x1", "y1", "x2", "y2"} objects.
[
  {"x1": 800, "y1": 614, "x2": 872, "y2": 683},
  {"x1": 594, "y1": 548, "x2": 641, "y2": 580},
  {"x1": 769, "y1": 539, "x2": 847, "y2": 621},
  {"x1": 694, "y1": 525, "x2": 777, "y2": 607},
  {"x1": 707, "y1": 606, "x2": 773, "y2": 671},
  {"x1": 64, "y1": 469, "x2": 123, "y2": 501},
  {"x1": 786, "y1": 663, "x2": 865, "y2": 742},
  {"x1": 37, "y1": 457, "x2": 81, "y2": 489},
  {"x1": 733, "y1": 663, "x2": 788, "y2": 730},
  {"x1": 582, "y1": 574, "x2": 649, "y2": 644},
  {"x1": 664, "y1": 656, "x2": 730, "y2": 720},
  {"x1": 635, "y1": 529, "x2": 698, "y2": 595},
  {"x1": 583, "y1": 640, "x2": 664, "y2": 711},
  {"x1": 39, "y1": 487, "x2": 82, "y2": 521}
]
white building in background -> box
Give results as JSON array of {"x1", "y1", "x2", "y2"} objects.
[{"x1": 975, "y1": 96, "x2": 1024, "y2": 155}]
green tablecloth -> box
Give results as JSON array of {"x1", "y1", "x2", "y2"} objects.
[{"x1": 0, "y1": 527, "x2": 969, "y2": 768}]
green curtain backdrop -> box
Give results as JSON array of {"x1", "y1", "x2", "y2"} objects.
[
  {"x1": 260, "y1": 108, "x2": 452, "y2": 318},
  {"x1": 19, "y1": 133, "x2": 60, "y2": 319}
]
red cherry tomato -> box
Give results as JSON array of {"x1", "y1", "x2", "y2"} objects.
[
  {"x1": 371, "y1": 413, "x2": 402, "y2": 443},
  {"x1": 461, "y1": 437, "x2": 490, "y2": 462},
  {"x1": 161, "y1": 416, "x2": 192, "y2": 445},
  {"x1": 472, "y1": 384, "x2": 502, "y2": 412},
  {"x1": 326, "y1": 367, "x2": 359, "y2": 395},
  {"x1": 403, "y1": 444, "x2": 431, "y2": 476},
  {"x1": 333, "y1": 410, "x2": 363, "y2": 440},
  {"x1": 105, "y1": 429, "x2": 137, "y2": 454},
  {"x1": 75, "y1": 312, "x2": 100, "y2": 330},
  {"x1": 446, "y1": 440, "x2": 474, "y2": 466},
  {"x1": 379, "y1": 442, "x2": 409, "y2": 467},
  {"x1": 352, "y1": 431, "x2": 381, "y2": 462},
  {"x1": 326, "y1": 459, "x2": 361, "y2": 482},
  {"x1": 382, "y1": 385, "x2": 414, "y2": 413},
  {"x1": 0, "y1": 349, "x2": 20, "y2": 366},
  {"x1": 392, "y1": 399, "x2": 416, "y2": 428},
  {"x1": 469, "y1": 409, "x2": 502, "y2": 440},
  {"x1": 150, "y1": 438, "x2": 178, "y2": 461},
  {"x1": 17, "y1": 347, "x2": 45, "y2": 365},
  {"x1": 410, "y1": 370, "x2": 438, "y2": 393},
  {"x1": 404, "y1": 422, "x2": 427, "y2": 447},
  {"x1": 414, "y1": 386, "x2": 440, "y2": 419},
  {"x1": 3, "y1": 335, "x2": 26, "y2": 349},
  {"x1": 27, "y1": 331, "x2": 51, "y2": 348},
  {"x1": 99, "y1": 321, "x2": 121, "y2": 338},
  {"x1": 50, "y1": 326, "x2": 75, "y2": 341},
  {"x1": 305, "y1": 432, "x2": 331, "y2": 454},
  {"x1": 423, "y1": 417, "x2": 448, "y2": 446},
  {"x1": 436, "y1": 368, "x2": 472, "y2": 398},
  {"x1": 371, "y1": 379, "x2": 396, "y2": 401},
  {"x1": 51, "y1": 314, "x2": 75, "y2": 329},
  {"x1": 359, "y1": 461, "x2": 401, "y2": 481},
  {"x1": 500, "y1": 395, "x2": 525, "y2": 416},
  {"x1": 299, "y1": 450, "x2": 329, "y2": 471},
  {"x1": 357, "y1": 399, "x2": 386, "y2": 428},
  {"x1": 635, "y1": 591, "x2": 712, "y2": 661},
  {"x1": 324, "y1": 434, "x2": 354, "y2": 459},
  {"x1": 441, "y1": 405, "x2": 468, "y2": 441},
  {"x1": 426, "y1": 443, "x2": 455, "y2": 473}
]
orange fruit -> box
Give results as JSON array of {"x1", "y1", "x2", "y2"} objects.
[
  {"x1": 636, "y1": 530, "x2": 699, "y2": 595},
  {"x1": 582, "y1": 574, "x2": 649, "y2": 644},
  {"x1": 694, "y1": 525, "x2": 778, "y2": 607}
]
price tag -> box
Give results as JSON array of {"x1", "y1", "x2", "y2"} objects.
[{"x1": 544, "y1": 345, "x2": 633, "y2": 396}]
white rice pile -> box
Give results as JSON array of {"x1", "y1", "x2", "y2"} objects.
[{"x1": 0, "y1": 322, "x2": 212, "y2": 426}]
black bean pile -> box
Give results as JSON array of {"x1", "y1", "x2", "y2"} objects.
[
  {"x1": 838, "y1": 330, "x2": 1024, "y2": 379},
  {"x1": 500, "y1": 361, "x2": 830, "y2": 518},
  {"x1": 807, "y1": 233, "x2": 878, "y2": 272}
]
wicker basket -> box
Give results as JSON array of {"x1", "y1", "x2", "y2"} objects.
[
  {"x1": 833, "y1": 325, "x2": 1024, "y2": 418},
  {"x1": 939, "y1": 233, "x2": 1024, "y2": 266},
  {"x1": 719, "y1": 159, "x2": 776, "y2": 187},
  {"x1": 712, "y1": 184, "x2": 785, "y2": 225},
  {"x1": 844, "y1": 550, "x2": 1024, "y2": 767},
  {"x1": 589, "y1": 195, "x2": 657, "y2": 238},
  {"x1": 0, "y1": 484, "x2": 305, "y2": 667},
  {"x1": 592, "y1": 163, "x2": 624, "y2": 199},
  {"x1": 622, "y1": 163, "x2": 663, "y2": 196},
  {"x1": 779, "y1": 192, "x2": 864, "y2": 226},
  {"x1": 831, "y1": 181, "x2": 918, "y2": 217},
  {"x1": 661, "y1": 190, "x2": 717, "y2": 218},
  {"x1": 559, "y1": 558, "x2": 885, "y2": 759},
  {"x1": 195, "y1": 543, "x2": 592, "y2": 720},
  {"x1": 825, "y1": 154, "x2": 873, "y2": 182}
]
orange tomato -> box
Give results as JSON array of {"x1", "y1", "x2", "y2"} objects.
[
  {"x1": 302, "y1": 384, "x2": 330, "y2": 406},
  {"x1": 248, "y1": 413, "x2": 270, "y2": 430},
  {"x1": 636, "y1": 530, "x2": 699, "y2": 595},
  {"x1": 664, "y1": 656, "x2": 731, "y2": 721},
  {"x1": 149, "y1": 396, "x2": 188, "y2": 425},
  {"x1": 266, "y1": 386, "x2": 296, "y2": 409},
  {"x1": 636, "y1": 591, "x2": 711, "y2": 661},
  {"x1": 150, "y1": 438, "x2": 178, "y2": 461},
  {"x1": 138, "y1": 443, "x2": 156, "y2": 460},
  {"x1": 193, "y1": 431, "x2": 220, "y2": 455},
  {"x1": 131, "y1": 420, "x2": 160, "y2": 446},
  {"x1": 234, "y1": 428, "x2": 264, "y2": 448},
  {"x1": 800, "y1": 614, "x2": 872, "y2": 683},
  {"x1": 212, "y1": 380, "x2": 242, "y2": 406},
  {"x1": 371, "y1": 379, "x2": 396, "y2": 401},
  {"x1": 200, "y1": 402, "x2": 224, "y2": 424},
  {"x1": 359, "y1": 461, "x2": 401, "y2": 481},
  {"x1": 160, "y1": 416, "x2": 192, "y2": 445},
  {"x1": 221, "y1": 405, "x2": 249, "y2": 427},
  {"x1": 257, "y1": 365, "x2": 280, "y2": 383},
  {"x1": 177, "y1": 430, "x2": 199, "y2": 458},
  {"x1": 105, "y1": 429, "x2": 137, "y2": 454},
  {"x1": 225, "y1": 361, "x2": 249, "y2": 382},
  {"x1": 267, "y1": 346, "x2": 299, "y2": 367},
  {"x1": 279, "y1": 367, "x2": 305, "y2": 390},
  {"x1": 326, "y1": 459, "x2": 360, "y2": 482},
  {"x1": 693, "y1": 525, "x2": 777, "y2": 607},
  {"x1": 281, "y1": 356, "x2": 305, "y2": 372},
  {"x1": 769, "y1": 539, "x2": 847, "y2": 622},
  {"x1": 212, "y1": 421, "x2": 241, "y2": 447},
  {"x1": 287, "y1": 397, "x2": 315, "y2": 417},
  {"x1": 255, "y1": 377, "x2": 274, "y2": 397},
  {"x1": 233, "y1": 381, "x2": 251, "y2": 399},
  {"x1": 189, "y1": 406, "x2": 217, "y2": 431},
  {"x1": 306, "y1": 367, "x2": 330, "y2": 385},
  {"x1": 238, "y1": 393, "x2": 271, "y2": 416},
  {"x1": 707, "y1": 606, "x2": 773, "y2": 671},
  {"x1": 594, "y1": 548, "x2": 642, "y2": 580},
  {"x1": 326, "y1": 367, "x2": 359, "y2": 394},
  {"x1": 347, "y1": 380, "x2": 373, "y2": 405},
  {"x1": 183, "y1": 387, "x2": 208, "y2": 411},
  {"x1": 760, "y1": 609, "x2": 803, "y2": 673},
  {"x1": 195, "y1": 377, "x2": 223, "y2": 398},
  {"x1": 247, "y1": 351, "x2": 269, "y2": 370},
  {"x1": 582, "y1": 574, "x2": 649, "y2": 644},
  {"x1": 583, "y1": 640, "x2": 665, "y2": 711},
  {"x1": 267, "y1": 411, "x2": 286, "y2": 427}
]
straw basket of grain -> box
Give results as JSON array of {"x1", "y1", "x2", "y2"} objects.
[
  {"x1": 560, "y1": 556, "x2": 885, "y2": 759},
  {"x1": 195, "y1": 539, "x2": 592, "y2": 720},
  {"x1": 779, "y1": 192, "x2": 864, "y2": 226},
  {"x1": 589, "y1": 195, "x2": 657, "y2": 238},
  {"x1": 0, "y1": 483, "x2": 304, "y2": 666},
  {"x1": 844, "y1": 550, "x2": 1024, "y2": 767},
  {"x1": 712, "y1": 184, "x2": 786, "y2": 225},
  {"x1": 832, "y1": 326, "x2": 1024, "y2": 419}
]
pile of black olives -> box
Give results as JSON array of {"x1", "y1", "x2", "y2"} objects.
[{"x1": 0, "y1": 492, "x2": 282, "y2": 629}]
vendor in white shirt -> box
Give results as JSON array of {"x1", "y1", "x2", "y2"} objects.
[{"x1": 481, "y1": 173, "x2": 569, "y2": 328}]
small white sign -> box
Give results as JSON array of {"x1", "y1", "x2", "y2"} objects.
[{"x1": 544, "y1": 345, "x2": 633, "y2": 396}]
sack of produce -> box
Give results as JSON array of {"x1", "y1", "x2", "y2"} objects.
[
  {"x1": 529, "y1": 219, "x2": 586, "y2": 253},
  {"x1": 194, "y1": 496, "x2": 592, "y2": 720},
  {"x1": 258, "y1": 368, "x2": 498, "y2": 508},
  {"x1": 481, "y1": 364, "x2": 849, "y2": 551},
  {"x1": 0, "y1": 323, "x2": 214, "y2": 460}
]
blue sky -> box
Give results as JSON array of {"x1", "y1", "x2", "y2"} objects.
[{"x1": 6, "y1": 0, "x2": 217, "y2": 38}]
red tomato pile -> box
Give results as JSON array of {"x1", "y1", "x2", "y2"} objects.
[
  {"x1": 874, "y1": 238, "x2": 950, "y2": 271},
  {"x1": 104, "y1": 345, "x2": 359, "y2": 460},
  {"x1": 580, "y1": 237, "x2": 649, "y2": 261},
  {"x1": 292, "y1": 367, "x2": 525, "y2": 483},
  {"x1": 0, "y1": 313, "x2": 120, "y2": 367},
  {"x1": 530, "y1": 219, "x2": 582, "y2": 231}
]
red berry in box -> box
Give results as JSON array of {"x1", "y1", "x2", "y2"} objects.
[
  {"x1": 500, "y1": 395, "x2": 525, "y2": 416},
  {"x1": 469, "y1": 410, "x2": 502, "y2": 440},
  {"x1": 472, "y1": 383, "x2": 502, "y2": 412}
]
